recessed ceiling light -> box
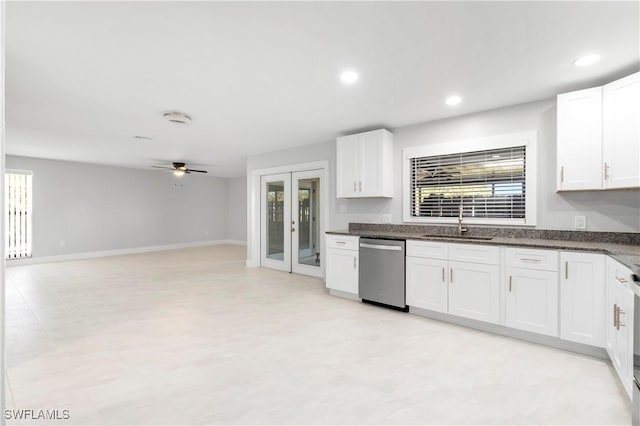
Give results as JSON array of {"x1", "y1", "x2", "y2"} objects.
[
  {"x1": 573, "y1": 54, "x2": 601, "y2": 67},
  {"x1": 340, "y1": 70, "x2": 359, "y2": 84},
  {"x1": 445, "y1": 95, "x2": 462, "y2": 106},
  {"x1": 163, "y1": 111, "x2": 192, "y2": 124}
]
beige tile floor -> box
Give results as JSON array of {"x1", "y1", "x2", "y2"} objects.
[{"x1": 4, "y1": 244, "x2": 631, "y2": 425}]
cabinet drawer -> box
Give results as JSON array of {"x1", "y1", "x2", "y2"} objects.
[
  {"x1": 327, "y1": 235, "x2": 359, "y2": 251},
  {"x1": 449, "y1": 244, "x2": 499, "y2": 265},
  {"x1": 505, "y1": 247, "x2": 558, "y2": 271},
  {"x1": 406, "y1": 240, "x2": 449, "y2": 260}
]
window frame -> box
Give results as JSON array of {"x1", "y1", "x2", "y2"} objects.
[
  {"x1": 5, "y1": 169, "x2": 34, "y2": 259},
  {"x1": 402, "y1": 130, "x2": 537, "y2": 226}
]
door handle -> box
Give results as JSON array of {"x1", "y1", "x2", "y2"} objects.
[{"x1": 359, "y1": 243, "x2": 402, "y2": 251}]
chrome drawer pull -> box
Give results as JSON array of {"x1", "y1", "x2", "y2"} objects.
[{"x1": 519, "y1": 258, "x2": 541, "y2": 263}]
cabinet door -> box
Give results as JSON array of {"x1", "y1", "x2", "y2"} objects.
[
  {"x1": 406, "y1": 256, "x2": 448, "y2": 313},
  {"x1": 606, "y1": 256, "x2": 635, "y2": 399},
  {"x1": 326, "y1": 248, "x2": 358, "y2": 294},
  {"x1": 358, "y1": 130, "x2": 382, "y2": 196},
  {"x1": 336, "y1": 134, "x2": 360, "y2": 198},
  {"x1": 449, "y1": 261, "x2": 500, "y2": 324},
  {"x1": 559, "y1": 252, "x2": 605, "y2": 347},
  {"x1": 619, "y1": 285, "x2": 634, "y2": 399},
  {"x1": 603, "y1": 72, "x2": 640, "y2": 189},
  {"x1": 556, "y1": 87, "x2": 603, "y2": 191},
  {"x1": 505, "y1": 268, "x2": 559, "y2": 337}
]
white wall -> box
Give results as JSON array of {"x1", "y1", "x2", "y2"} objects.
[
  {"x1": 6, "y1": 156, "x2": 232, "y2": 258},
  {"x1": 247, "y1": 98, "x2": 640, "y2": 243},
  {"x1": 226, "y1": 176, "x2": 247, "y2": 242}
]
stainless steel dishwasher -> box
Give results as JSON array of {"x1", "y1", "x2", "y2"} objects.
[{"x1": 358, "y1": 238, "x2": 407, "y2": 310}]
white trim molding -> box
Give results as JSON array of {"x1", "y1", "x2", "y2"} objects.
[
  {"x1": 402, "y1": 130, "x2": 538, "y2": 227},
  {"x1": 6, "y1": 239, "x2": 246, "y2": 267}
]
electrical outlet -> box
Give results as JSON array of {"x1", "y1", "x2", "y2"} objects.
[
  {"x1": 574, "y1": 216, "x2": 587, "y2": 230},
  {"x1": 204, "y1": 230, "x2": 209, "y2": 237},
  {"x1": 339, "y1": 203, "x2": 347, "y2": 214},
  {"x1": 382, "y1": 214, "x2": 392, "y2": 224},
  {"x1": 59, "y1": 239, "x2": 66, "y2": 247}
]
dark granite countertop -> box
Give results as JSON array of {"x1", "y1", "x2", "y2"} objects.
[{"x1": 326, "y1": 228, "x2": 640, "y2": 278}]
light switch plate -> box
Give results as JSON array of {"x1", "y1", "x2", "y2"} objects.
[
  {"x1": 382, "y1": 214, "x2": 392, "y2": 224},
  {"x1": 574, "y1": 216, "x2": 587, "y2": 230}
]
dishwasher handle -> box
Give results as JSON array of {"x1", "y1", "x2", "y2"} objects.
[{"x1": 359, "y1": 243, "x2": 403, "y2": 251}]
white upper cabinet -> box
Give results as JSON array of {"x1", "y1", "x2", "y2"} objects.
[
  {"x1": 556, "y1": 72, "x2": 640, "y2": 191},
  {"x1": 336, "y1": 129, "x2": 393, "y2": 198},
  {"x1": 603, "y1": 72, "x2": 640, "y2": 189},
  {"x1": 557, "y1": 87, "x2": 603, "y2": 191}
]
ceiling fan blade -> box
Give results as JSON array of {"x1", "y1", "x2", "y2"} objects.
[
  {"x1": 186, "y1": 169, "x2": 208, "y2": 173},
  {"x1": 151, "y1": 166, "x2": 175, "y2": 170}
]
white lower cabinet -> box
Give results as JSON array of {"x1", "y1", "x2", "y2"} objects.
[
  {"x1": 504, "y1": 247, "x2": 559, "y2": 337},
  {"x1": 406, "y1": 256, "x2": 448, "y2": 313},
  {"x1": 448, "y1": 261, "x2": 500, "y2": 324},
  {"x1": 325, "y1": 235, "x2": 359, "y2": 295},
  {"x1": 605, "y1": 256, "x2": 635, "y2": 399},
  {"x1": 406, "y1": 241, "x2": 499, "y2": 325},
  {"x1": 559, "y1": 252, "x2": 605, "y2": 347},
  {"x1": 505, "y1": 267, "x2": 559, "y2": 336}
]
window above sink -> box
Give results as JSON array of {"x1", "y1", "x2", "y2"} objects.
[{"x1": 402, "y1": 130, "x2": 538, "y2": 227}]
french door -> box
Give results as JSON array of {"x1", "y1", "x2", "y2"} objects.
[{"x1": 260, "y1": 170, "x2": 323, "y2": 277}]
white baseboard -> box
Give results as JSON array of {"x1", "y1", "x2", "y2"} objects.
[{"x1": 6, "y1": 239, "x2": 247, "y2": 267}]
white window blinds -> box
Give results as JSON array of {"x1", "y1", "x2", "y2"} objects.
[
  {"x1": 409, "y1": 146, "x2": 526, "y2": 220},
  {"x1": 5, "y1": 170, "x2": 33, "y2": 259}
]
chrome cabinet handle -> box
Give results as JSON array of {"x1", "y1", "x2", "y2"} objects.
[
  {"x1": 613, "y1": 304, "x2": 618, "y2": 328},
  {"x1": 442, "y1": 267, "x2": 445, "y2": 282},
  {"x1": 353, "y1": 181, "x2": 357, "y2": 192},
  {"x1": 335, "y1": 241, "x2": 346, "y2": 245},
  {"x1": 560, "y1": 166, "x2": 564, "y2": 183},
  {"x1": 450, "y1": 268, "x2": 453, "y2": 283},
  {"x1": 359, "y1": 181, "x2": 362, "y2": 192},
  {"x1": 565, "y1": 261, "x2": 568, "y2": 280},
  {"x1": 616, "y1": 276, "x2": 628, "y2": 284},
  {"x1": 509, "y1": 276, "x2": 512, "y2": 292},
  {"x1": 604, "y1": 162, "x2": 610, "y2": 180},
  {"x1": 353, "y1": 256, "x2": 356, "y2": 269},
  {"x1": 519, "y1": 258, "x2": 541, "y2": 263}
]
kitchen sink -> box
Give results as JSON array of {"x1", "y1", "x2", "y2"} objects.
[{"x1": 421, "y1": 234, "x2": 494, "y2": 241}]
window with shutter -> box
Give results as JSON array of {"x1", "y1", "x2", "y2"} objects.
[
  {"x1": 5, "y1": 170, "x2": 33, "y2": 259},
  {"x1": 402, "y1": 131, "x2": 537, "y2": 226}
]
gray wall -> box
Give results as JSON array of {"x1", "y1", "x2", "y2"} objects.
[
  {"x1": 226, "y1": 176, "x2": 247, "y2": 242},
  {"x1": 6, "y1": 156, "x2": 232, "y2": 258},
  {"x1": 247, "y1": 98, "x2": 640, "y2": 236}
]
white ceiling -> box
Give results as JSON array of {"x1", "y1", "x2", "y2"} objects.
[{"x1": 5, "y1": 1, "x2": 639, "y2": 177}]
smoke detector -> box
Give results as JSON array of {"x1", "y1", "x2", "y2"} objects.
[{"x1": 163, "y1": 111, "x2": 192, "y2": 125}]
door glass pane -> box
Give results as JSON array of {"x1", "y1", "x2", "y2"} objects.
[
  {"x1": 296, "y1": 177, "x2": 320, "y2": 268},
  {"x1": 266, "y1": 181, "x2": 285, "y2": 260}
]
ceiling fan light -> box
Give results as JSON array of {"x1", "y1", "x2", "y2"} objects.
[{"x1": 173, "y1": 170, "x2": 186, "y2": 177}]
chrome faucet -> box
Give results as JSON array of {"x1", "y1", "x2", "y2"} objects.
[{"x1": 457, "y1": 205, "x2": 468, "y2": 236}]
